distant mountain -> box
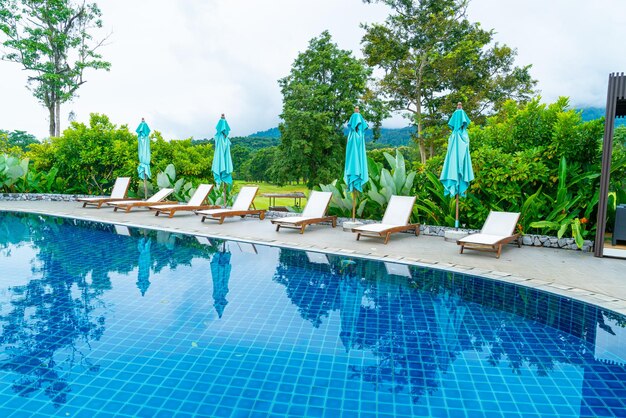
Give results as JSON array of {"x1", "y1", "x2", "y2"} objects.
[
  {"x1": 364, "y1": 126, "x2": 414, "y2": 146},
  {"x1": 579, "y1": 107, "x2": 626, "y2": 126},
  {"x1": 231, "y1": 136, "x2": 279, "y2": 149},
  {"x1": 247, "y1": 126, "x2": 414, "y2": 146},
  {"x1": 249, "y1": 127, "x2": 281, "y2": 138}
]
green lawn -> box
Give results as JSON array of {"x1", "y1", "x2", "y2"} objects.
[{"x1": 233, "y1": 181, "x2": 310, "y2": 211}]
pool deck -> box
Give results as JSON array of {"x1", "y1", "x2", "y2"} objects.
[{"x1": 2, "y1": 200, "x2": 625, "y2": 315}]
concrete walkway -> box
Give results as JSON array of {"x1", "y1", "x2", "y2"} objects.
[{"x1": 1, "y1": 200, "x2": 625, "y2": 314}]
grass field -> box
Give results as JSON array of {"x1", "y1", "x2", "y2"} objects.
[{"x1": 233, "y1": 181, "x2": 310, "y2": 211}]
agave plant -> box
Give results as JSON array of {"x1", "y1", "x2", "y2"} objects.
[
  {"x1": 319, "y1": 180, "x2": 367, "y2": 218},
  {"x1": 367, "y1": 150, "x2": 415, "y2": 209},
  {"x1": 156, "y1": 164, "x2": 194, "y2": 202},
  {"x1": 320, "y1": 150, "x2": 417, "y2": 220}
]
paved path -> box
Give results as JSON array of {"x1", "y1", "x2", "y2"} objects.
[{"x1": 1, "y1": 200, "x2": 625, "y2": 314}]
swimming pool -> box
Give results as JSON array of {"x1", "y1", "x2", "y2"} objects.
[{"x1": 0, "y1": 211, "x2": 625, "y2": 417}]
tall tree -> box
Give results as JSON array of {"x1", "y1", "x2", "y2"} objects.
[
  {"x1": 0, "y1": 0, "x2": 110, "y2": 137},
  {"x1": 276, "y1": 31, "x2": 383, "y2": 188},
  {"x1": 361, "y1": 0, "x2": 536, "y2": 163}
]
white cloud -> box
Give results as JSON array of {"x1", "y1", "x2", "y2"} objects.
[{"x1": 1, "y1": 0, "x2": 625, "y2": 139}]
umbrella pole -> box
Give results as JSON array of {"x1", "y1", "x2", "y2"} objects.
[
  {"x1": 352, "y1": 190, "x2": 357, "y2": 222},
  {"x1": 143, "y1": 178, "x2": 148, "y2": 199},
  {"x1": 455, "y1": 195, "x2": 460, "y2": 229},
  {"x1": 223, "y1": 185, "x2": 227, "y2": 208}
]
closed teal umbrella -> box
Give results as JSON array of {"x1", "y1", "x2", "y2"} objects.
[
  {"x1": 136, "y1": 118, "x2": 151, "y2": 198},
  {"x1": 440, "y1": 104, "x2": 474, "y2": 228},
  {"x1": 343, "y1": 106, "x2": 368, "y2": 221},
  {"x1": 212, "y1": 114, "x2": 233, "y2": 206}
]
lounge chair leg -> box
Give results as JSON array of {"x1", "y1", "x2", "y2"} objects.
[
  {"x1": 276, "y1": 225, "x2": 280, "y2": 232},
  {"x1": 169, "y1": 212, "x2": 175, "y2": 218},
  {"x1": 459, "y1": 244, "x2": 464, "y2": 254},
  {"x1": 356, "y1": 233, "x2": 361, "y2": 241},
  {"x1": 114, "y1": 207, "x2": 118, "y2": 212},
  {"x1": 82, "y1": 202, "x2": 87, "y2": 208},
  {"x1": 155, "y1": 211, "x2": 160, "y2": 216},
  {"x1": 384, "y1": 233, "x2": 391, "y2": 245},
  {"x1": 415, "y1": 225, "x2": 420, "y2": 236},
  {"x1": 332, "y1": 218, "x2": 337, "y2": 228},
  {"x1": 219, "y1": 217, "x2": 225, "y2": 225},
  {"x1": 496, "y1": 245, "x2": 502, "y2": 259},
  {"x1": 201, "y1": 216, "x2": 206, "y2": 223},
  {"x1": 260, "y1": 212, "x2": 266, "y2": 220},
  {"x1": 300, "y1": 225, "x2": 305, "y2": 234}
]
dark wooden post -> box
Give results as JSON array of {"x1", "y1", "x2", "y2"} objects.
[{"x1": 594, "y1": 73, "x2": 626, "y2": 257}]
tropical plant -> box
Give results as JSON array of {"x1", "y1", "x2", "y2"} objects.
[
  {"x1": 18, "y1": 167, "x2": 62, "y2": 193},
  {"x1": 0, "y1": 153, "x2": 28, "y2": 191},
  {"x1": 529, "y1": 157, "x2": 599, "y2": 248},
  {"x1": 414, "y1": 170, "x2": 457, "y2": 227}
]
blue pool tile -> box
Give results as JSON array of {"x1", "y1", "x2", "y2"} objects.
[{"x1": 0, "y1": 212, "x2": 625, "y2": 418}]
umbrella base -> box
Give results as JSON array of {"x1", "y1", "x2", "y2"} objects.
[
  {"x1": 444, "y1": 229, "x2": 469, "y2": 242},
  {"x1": 342, "y1": 221, "x2": 363, "y2": 232}
]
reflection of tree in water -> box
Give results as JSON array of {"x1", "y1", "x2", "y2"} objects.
[
  {"x1": 272, "y1": 251, "x2": 626, "y2": 407},
  {"x1": 344, "y1": 259, "x2": 442, "y2": 403},
  {"x1": 0, "y1": 213, "x2": 209, "y2": 407},
  {"x1": 272, "y1": 249, "x2": 340, "y2": 328}
]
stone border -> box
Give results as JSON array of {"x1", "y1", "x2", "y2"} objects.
[
  {"x1": 0, "y1": 193, "x2": 594, "y2": 252},
  {"x1": 0, "y1": 193, "x2": 88, "y2": 202}
]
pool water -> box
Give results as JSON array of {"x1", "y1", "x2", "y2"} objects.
[{"x1": 0, "y1": 212, "x2": 625, "y2": 417}]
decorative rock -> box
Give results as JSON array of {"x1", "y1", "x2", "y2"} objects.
[
  {"x1": 342, "y1": 221, "x2": 364, "y2": 232},
  {"x1": 444, "y1": 230, "x2": 469, "y2": 242}
]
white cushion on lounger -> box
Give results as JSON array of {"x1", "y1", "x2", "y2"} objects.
[{"x1": 458, "y1": 233, "x2": 506, "y2": 245}]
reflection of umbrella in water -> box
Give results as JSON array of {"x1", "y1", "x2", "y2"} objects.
[
  {"x1": 339, "y1": 268, "x2": 364, "y2": 353},
  {"x1": 210, "y1": 246, "x2": 232, "y2": 318},
  {"x1": 136, "y1": 237, "x2": 152, "y2": 296},
  {"x1": 433, "y1": 291, "x2": 467, "y2": 369}
]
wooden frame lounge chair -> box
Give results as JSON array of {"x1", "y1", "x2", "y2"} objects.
[
  {"x1": 196, "y1": 186, "x2": 266, "y2": 224},
  {"x1": 457, "y1": 211, "x2": 521, "y2": 258},
  {"x1": 150, "y1": 184, "x2": 218, "y2": 217},
  {"x1": 77, "y1": 177, "x2": 131, "y2": 208},
  {"x1": 351, "y1": 195, "x2": 419, "y2": 244},
  {"x1": 107, "y1": 188, "x2": 175, "y2": 212},
  {"x1": 271, "y1": 191, "x2": 337, "y2": 234}
]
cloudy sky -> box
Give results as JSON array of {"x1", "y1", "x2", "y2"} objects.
[{"x1": 1, "y1": 0, "x2": 625, "y2": 140}]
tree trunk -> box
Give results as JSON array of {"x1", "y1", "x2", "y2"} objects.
[
  {"x1": 417, "y1": 110, "x2": 426, "y2": 164},
  {"x1": 55, "y1": 101, "x2": 61, "y2": 137},
  {"x1": 48, "y1": 105, "x2": 56, "y2": 138}
]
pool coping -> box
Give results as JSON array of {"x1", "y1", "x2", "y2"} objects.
[{"x1": 2, "y1": 204, "x2": 625, "y2": 316}]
